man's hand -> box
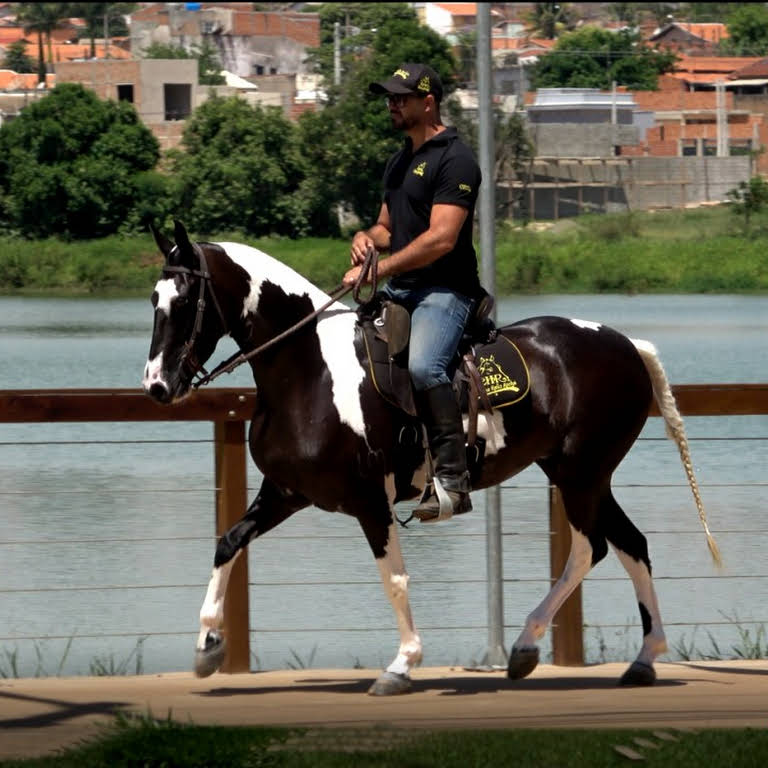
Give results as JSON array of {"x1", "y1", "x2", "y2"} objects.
[
  {"x1": 343, "y1": 264, "x2": 368, "y2": 287},
  {"x1": 350, "y1": 230, "x2": 375, "y2": 266}
]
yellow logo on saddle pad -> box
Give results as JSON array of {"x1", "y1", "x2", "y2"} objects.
[
  {"x1": 413, "y1": 161, "x2": 427, "y2": 176},
  {"x1": 478, "y1": 354, "x2": 520, "y2": 397}
]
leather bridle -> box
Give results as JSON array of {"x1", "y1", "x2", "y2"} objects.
[
  {"x1": 162, "y1": 243, "x2": 229, "y2": 386},
  {"x1": 162, "y1": 243, "x2": 379, "y2": 389}
]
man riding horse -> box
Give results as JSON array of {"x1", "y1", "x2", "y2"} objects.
[{"x1": 343, "y1": 63, "x2": 483, "y2": 522}]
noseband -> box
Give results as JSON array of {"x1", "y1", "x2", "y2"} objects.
[{"x1": 162, "y1": 243, "x2": 229, "y2": 385}]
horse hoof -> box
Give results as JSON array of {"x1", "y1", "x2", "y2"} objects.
[
  {"x1": 194, "y1": 630, "x2": 226, "y2": 678},
  {"x1": 368, "y1": 671, "x2": 412, "y2": 696},
  {"x1": 620, "y1": 661, "x2": 656, "y2": 686},
  {"x1": 507, "y1": 646, "x2": 540, "y2": 680}
]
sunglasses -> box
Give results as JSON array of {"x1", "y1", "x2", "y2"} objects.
[{"x1": 385, "y1": 93, "x2": 427, "y2": 107}]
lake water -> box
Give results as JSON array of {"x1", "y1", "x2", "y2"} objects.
[{"x1": 0, "y1": 294, "x2": 767, "y2": 677}]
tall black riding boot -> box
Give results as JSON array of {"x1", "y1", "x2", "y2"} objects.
[{"x1": 413, "y1": 383, "x2": 472, "y2": 522}]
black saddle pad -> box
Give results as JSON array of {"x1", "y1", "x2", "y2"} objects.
[
  {"x1": 472, "y1": 333, "x2": 530, "y2": 409},
  {"x1": 358, "y1": 322, "x2": 530, "y2": 417}
]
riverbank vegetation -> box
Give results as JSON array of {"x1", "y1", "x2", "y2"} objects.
[{"x1": 0, "y1": 205, "x2": 766, "y2": 297}]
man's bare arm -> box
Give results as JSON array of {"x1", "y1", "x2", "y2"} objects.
[
  {"x1": 350, "y1": 204, "x2": 392, "y2": 265},
  {"x1": 344, "y1": 203, "x2": 468, "y2": 285}
]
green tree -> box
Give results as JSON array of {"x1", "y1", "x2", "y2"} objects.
[
  {"x1": 167, "y1": 94, "x2": 309, "y2": 236},
  {"x1": 142, "y1": 41, "x2": 225, "y2": 85},
  {"x1": 1, "y1": 40, "x2": 36, "y2": 73},
  {"x1": 16, "y1": 3, "x2": 70, "y2": 81},
  {"x1": 720, "y1": 3, "x2": 768, "y2": 56},
  {"x1": 524, "y1": 2, "x2": 576, "y2": 39},
  {"x1": 530, "y1": 26, "x2": 677, "y2": 90},
  {"x1": 68, "y1": 3, "x2": 136, "y2": 59},
  {"x1": 302, "y1": 4, "x2": 457, "y2": 222},
  {"x1": 0, "y1": 83, "x2": 162, "y2": 239},
  {"x1": 727, "y1": 176, "x2": 768, "y2": 231}
]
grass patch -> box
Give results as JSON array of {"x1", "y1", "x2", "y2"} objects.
[
  {"x1": 1, "y1": 206, "x2": 767, "y2": 297},
  {"x1": 2, "y1": 717, "x2": 768, "y2": 768}
]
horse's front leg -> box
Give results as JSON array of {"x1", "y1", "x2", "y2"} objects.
[
  {"x1": 357, "y1": 481, "x2": 423, "y2": 696},
  {"x1": 195, "y1": 479, "x2": 308, "y2": 677}
]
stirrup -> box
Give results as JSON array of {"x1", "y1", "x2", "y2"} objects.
[{"x1": 413, "y1": 477, "x2": 471, "y2": 523}]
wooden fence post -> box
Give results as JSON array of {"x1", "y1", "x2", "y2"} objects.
[
  {"x1": 214, "y1": 419, "x2": 250, "y2": 673},
  {"x1": 549, "y1": 485, "x2": 584, "y2": 665}
]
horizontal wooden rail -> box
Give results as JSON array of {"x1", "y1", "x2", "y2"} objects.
[
  {"x1": 2, "y1": 384, "x2": 767, "y2": 423},
  {"x1": 1, "y1": 384, "x2": 767, "y2": 673}
]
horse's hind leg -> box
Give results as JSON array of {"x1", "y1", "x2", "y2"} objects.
[
  {"x1": 508, "y1": 486, "x2": 608, "y2": 680},
  {"x1": 356, "y1": 477, "x2": 423, "y2": 696},
  {"x1": 602, "y1": 493, "x2": 667, "y2": 686},
  {"x1": 195, "y1": 479, "x2": 308, "y2": 677}
]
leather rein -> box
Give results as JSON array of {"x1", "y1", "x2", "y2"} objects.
[{"x1": 165, "y1": 244, "x2": 379, "y2": 390}]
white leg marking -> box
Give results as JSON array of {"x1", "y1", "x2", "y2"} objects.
[
  {"x1": 197, "y1": 552, "x2": 240, "y2": 649},
  {"x1": 514, "y1": 524, "x2": 593, "y2": 649},
  {"x1": 378, "y1": 475, "x2": 422, "y2": 676},
  {"x1": 611, "y1": 544, "x2": 668, "y2": 665}
]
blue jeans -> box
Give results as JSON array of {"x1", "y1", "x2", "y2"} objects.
[{"x1": 381, "y1": 283, "x2": 475, "y2": 392}]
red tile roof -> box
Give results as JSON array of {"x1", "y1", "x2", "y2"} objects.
[
  {"x1": 674, "y1": 55, "x2": 762, "y2": 74},
  {"x1": 729, "y1": 57, "x2": 768, "y2": 80},
  {"x1": 671, "y1": 23, "x2": 729, "y2": 43},
  {"x1": 434, "y1": 3, "x2": 477, "y2": 15}
]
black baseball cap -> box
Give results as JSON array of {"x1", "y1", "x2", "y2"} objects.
[{"x1": 369, "y1": 63, "x2": 443, "y2": 103}]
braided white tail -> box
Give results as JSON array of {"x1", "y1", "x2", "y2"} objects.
[{"x1": 631, "y1": 338, "x2": 722, "y2": 568}]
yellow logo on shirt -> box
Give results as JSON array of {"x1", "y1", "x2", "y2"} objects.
[
  {"x1": 459, "y1": 183, "x2": 472, "y2": 192},
  {"x1": 413, "y1": 162, "x2": 427, "y2": 176}
]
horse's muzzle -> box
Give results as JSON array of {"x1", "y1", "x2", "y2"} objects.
[{"x1": 146, "y1": 381, "x2": 172, "y2": 403}]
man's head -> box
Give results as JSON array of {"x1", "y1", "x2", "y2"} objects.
[
  {"x1": 369, "y1": 63, "x2": 444, "y2": 103},
  {"x1": 369, "y1": 63, "x2": 444, "y2": 132}
]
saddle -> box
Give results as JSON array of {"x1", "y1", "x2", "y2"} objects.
[{"x1": 356, "y1": 290, "x2": 531, "y2": 480}]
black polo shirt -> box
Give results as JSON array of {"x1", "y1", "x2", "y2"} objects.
[{"x1": 382, "y1": 126, "x2": 482, "y2": 298}]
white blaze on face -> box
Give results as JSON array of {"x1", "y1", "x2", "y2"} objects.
[
  {"x1": 218, "y1": 242, "x2": 368, "y2": 439},
  {"x1": 155, "y1": 277, "x2": 179, "y2": 316},
  {"x1": 571, "y1": 318, "x2": 602, "y2": 332},
  {"x1": 142, "y1": 277, "x2": 180, "y2": 391}
]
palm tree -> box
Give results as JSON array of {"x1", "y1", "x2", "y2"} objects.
[
  {"x1": 525, "y1": 2, "x2": 575, "y2": 40},
  {"x1": 17, "y1": 2, "x2": 70, "y2": 81},
  {"x1": 69, "y1": 3, "x2": 136, "y2": 59}
]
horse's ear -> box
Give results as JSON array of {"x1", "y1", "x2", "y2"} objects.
[
  {"x1": 172, "y1": 219, "x2": 197, "y2": 267},
  {"x1": 173, "y1": 219, "x2": 192, "y2": 250},
  {"x1": 150, "y1": 222, "x2": 173, "y2": 258}
]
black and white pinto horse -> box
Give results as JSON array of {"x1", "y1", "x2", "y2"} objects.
[{"x1": 143, "y1": 221, "x2": 719, "y2": 694}]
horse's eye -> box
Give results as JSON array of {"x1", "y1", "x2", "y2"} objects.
[{"x1": 176, "y1": 295, "x2": 189, "y2": 307}]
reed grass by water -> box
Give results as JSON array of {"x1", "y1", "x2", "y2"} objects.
[{"x1": 1, "y1": 206, "x2": 767, "y2": 296}]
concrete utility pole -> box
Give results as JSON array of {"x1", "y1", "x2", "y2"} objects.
[
  {"x1": 477, "y1": 2, "x2": 506, "y2": 669},
  {"x1": 333, "y1": 21, "x2": 341, "y2": 86}
]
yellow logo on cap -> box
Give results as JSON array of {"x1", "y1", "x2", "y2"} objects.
[
  {"x1": 417, "y1": 75, "x2": 430, "y2": 92},
  {"x1": 459, "y1": 183, "x2": 471, "y2": 192},
  {"x1": 394, "y1": 69, "x2": 409, "y2": 79},
  {"x1": 413, "y1": 162, "x2": 427, "y2": 176}
]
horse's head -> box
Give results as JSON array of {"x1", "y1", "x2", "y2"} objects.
[{"x1": 142, "y1": 220, "x2": 229, "y2": 403}]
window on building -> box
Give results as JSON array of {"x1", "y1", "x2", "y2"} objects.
[
  {"x1": 702, "y1": 139, "x2": 717, "y2": 156},
  {"x1": 269, "y1": 67, "x2": 277, "y2": 75},
  {"x1": 681, "y1": 140, "x2": 698, "y2": 156},
  {"x1": 253, "y1": 64, "x2": 265, "y2": 75},
  {"x1": 730, "y1": 139, "x2": 753, "y2": 155},
  {"x1": 117, "y1": 84, "x2": 134, "y2": 103},
  {"x1": 164, "y1": 84, "x2": 191, "y2": 121}
]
